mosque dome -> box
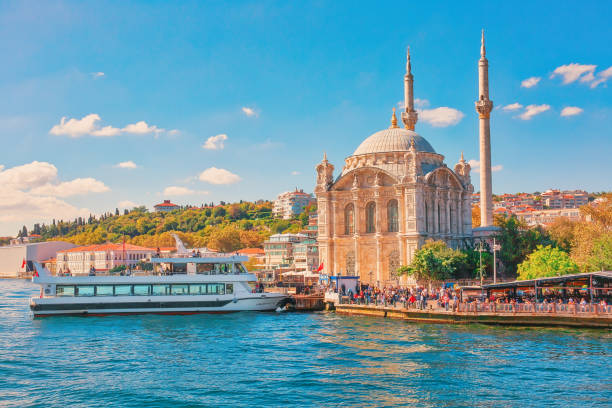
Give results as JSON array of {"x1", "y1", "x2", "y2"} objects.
[{"x1": 352, "y1": 127, "x2": 436, "y2": 156}]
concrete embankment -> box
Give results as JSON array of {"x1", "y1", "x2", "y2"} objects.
[{"x1": 335, "y1": 304, "x2": 612, "y2": 329}]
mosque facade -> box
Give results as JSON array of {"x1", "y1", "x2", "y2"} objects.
[{"x1": 315, "y1": 41, "x2": 489, "y2": 286}]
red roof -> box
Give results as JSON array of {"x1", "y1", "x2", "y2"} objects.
[
  {"x1": 154, "y1": 200, "x2": 179, "y2": 208},
  {"x1": 58, "y1": 243, "x2": 156, "y2": 253},
  {"x1": 238, "y1": 248, "x2": 265, "y2": 255}
]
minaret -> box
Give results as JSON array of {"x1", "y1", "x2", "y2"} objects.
[
  {"x1": 401, "y1": 47, "x2": 418, "y2": 131},
  {"x1": 475, "y1": 30, "x2": 494, "y2": 227}
]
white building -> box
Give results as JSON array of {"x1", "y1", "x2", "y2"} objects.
[
  {"x1": 272, "y1": 189, "x2": 315, "y2": 219},
  {"x1": 293, "y1": 239, "x2": 319, "y2": 272},
  {"x1": 56, "y1": 243, "x2": 156, "y2": 276},
  {"x1": 0, "y1": 241, "x2": 76, "y2": 278},
  {"x1": 263, "y1": 233, "x2": 310, "y2": 269}
]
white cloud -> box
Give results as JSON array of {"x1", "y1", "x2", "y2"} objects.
[
  {"x1": 468, "y1": 159, "x2": 503, "y2": 173},
  {"x1": 590, "y1": 66, "x2": 612, "y2": 88},
  {"x1": 114, "y1": 161, "x2": 138, "y2": 169},
  {"x1": 0, "y1": 162, "x2": 110, "y2": 230},
  {"x1": 50, "y1": 114, "x2": 167, "y2": 138},
  {"x1": 122, "y1": 121, "x2": 161, "y2": 135},
  {"x1": 550, "y1": 63, "x2": 596, "y2": 84},
  {"x1": 30, "y1": 178, "x2": 110, "y2": 197},
  {"x1": 0, "y1": 161, "x2": 57, "y2": 190},
  {"x1": 242, "y1": 107, "x2": 258, "y2": 117},
  {"x1": 518, "y1": 104, "x2": 550, "y2": 120},
  {"x1": 291, "y1": 171, "x2": 301, "y2": 176},
  {"x1": 418, "y1": 107, "x2": 464, "y2": 127},
  {"x1": 162, "y1": 186, "x2": 208, "y2": 196},
  {"x1": 397, "y1": 98, "x2": 429, "y2": 110},
  {"x1": 502, "y1": 103, "x2": 523, "y2": 111},
  {"x1": 415, "y1": 98, "x2": 430, "y2": 108},
  {"x1": 202, "y1": 134, "x2": 228, "y2": 150},
  {"x1": 198, "y1": 167, "x2": 241, "y2": 185},
  {"x1": 521, "y1": 77, "x2": 541, "y2": 88},
  {"x1": 560, "y1": 106, "x2": 583, "y2": 117},
  {"x1": 118, "y1": 200, "x2": 138, "y2": 209},
  {"x1": 92, "y1": 72, "x2": 105, "y2": 78}
]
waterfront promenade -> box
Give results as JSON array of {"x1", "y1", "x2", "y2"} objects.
[{"x1": 335, "y1": 301, "x2": 612, "y2": 328}]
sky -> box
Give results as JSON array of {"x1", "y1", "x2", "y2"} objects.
[{"x1": 0, "y1": 0, "x2": 611, "y2": 236}]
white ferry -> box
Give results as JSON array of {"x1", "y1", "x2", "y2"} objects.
[{"x1": 29, "y1": 237, "x2": 288, "y2": 317}]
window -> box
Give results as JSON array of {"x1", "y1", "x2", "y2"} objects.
[
  {"x1": 76, "y1": 285, "x2": 94, "y2": 296},
  {"x1": 96, "y1": 285, "x2": 113, "y2": 296},
  {"x1": 226, "y1": 284, "x2": 233, "y2": 294},
  {"x1": 171, "y1": 284, "x2": 188, "y2": 295},
  {"x1": 152, "y1": 285, "x2": 169, "y2": 296},
  {"x1": 114, "y1": 285, "x2": 132, "y2": 296},
  {"x1": 344, "y1": 203, "x2": 355, "y2": 235},
  {"x1": 235, "y1": 263, "x2": 247, "y2": 274},
  {"x1": 207, "y1": 283, "x2": 225, "y2": 295},
  {"x1": 387, "y1": 199, "x2": 399, "y2": 232},
  {"x1": 189, "y1": 284, "x2": 206, "y2": 295},
  {"x1": 133, "y1": 285, "x2": 150, "y2": 296},
  {"x1": 56, "y1": 285, "x2": 75, "y2": 296},
  {"x1": 196, "y1": 263, "x2": 214, "y2": 274},
  {"x1": 172, "y1": 263, "x2": 187, "y2": 274},
  {"x1": 366, "y1": 202, "x2": 376, "y2": 233}
]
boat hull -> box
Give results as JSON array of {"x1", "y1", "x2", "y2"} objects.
[{"x1": 30, "y1": 294, "x2": 288, "y2": 317}]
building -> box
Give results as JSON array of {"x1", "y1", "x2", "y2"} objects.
[
  {"x1": 237, "y1": 248, "x2": 266, "y2": 270},
  {"x1": 293, "y1": 239, "x2": 319, "y2": 272},
  {"x1": 516, "y1": 208, "x2": 581, "y2": 226},
  {"x1": 263, "y1": 233, "x2": 310, "y2": 270},
  {"x1": 154, "y1": 200, "x2": 180, "y2": 212},
  {"x1": 0, "y1": 241, "x2": 76, "y2": 278},
  {"x1": 272, "y1": 189, "x2": 315, "y2": 219},
  {"x1": 56, "y1": 243, "x2": 156, "y2": 275},
  {"x1": 315, "y1": 45, "x2": 476, "y2": 286},
  {"x1": 541, "y1": 189, "x2": 588, "y2": 209}
]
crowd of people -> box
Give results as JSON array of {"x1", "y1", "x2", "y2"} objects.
[{"x1": 334, "y1": 284, "x2": 610, "y2": 312}]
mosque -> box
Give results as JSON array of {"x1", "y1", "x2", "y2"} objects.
[{"x1": 315, "y1": 33, "x2": 494, "y2": 286}]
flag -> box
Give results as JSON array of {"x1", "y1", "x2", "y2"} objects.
[
  {"x1": 316, "y1": 262, "x2": 324, "y2": 272},
  {"x1": 21, "y1": 258, "x2": 26, "y2": 268}
]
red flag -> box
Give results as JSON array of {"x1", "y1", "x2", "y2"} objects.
[
  {"x1": 21, "y1": 258, "x2": 26, "y2": 268},
  {"x1": 316, "y1": 262, "x2": 324, "y2": 272}
]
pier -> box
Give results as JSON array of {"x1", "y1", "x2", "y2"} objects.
[{"x1": 335, "y1": 302, "x2": 612, "y2": 328}]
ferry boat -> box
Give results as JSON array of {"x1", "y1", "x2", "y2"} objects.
[{"x1": 29, "y1": 237, "x2": 288, "y2": 317}]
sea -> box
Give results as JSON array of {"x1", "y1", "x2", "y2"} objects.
[{"x1": 0, "y1": 279, "x2": 610, "y2": 408}]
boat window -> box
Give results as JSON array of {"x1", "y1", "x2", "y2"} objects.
[
  {"x1": 114, "y1": 285, "x2": 132, "y2": 296},
  {"x1": 133, "y1": 285, "x2": 150, "y2": 296},
  {"x1": 171, "y1": 284, "x2": 188, "y2": 295},
  {"x1": 152, "y1": 285, "x2": 169, "y2": 296},
  {"x1": 173, "y1": 263, "x2": 187, "y2": 274},
  {"x1": 189, "y1": 284, "x2": 206, "y2": 295},
  {"x1": 196, "y1": 263, "x2": 214, "y2": 274},
  {"x1": 219, "y1": 264, "x2": 232, "y2": 274},
  {"x1": 56, "y1": 285, "x2": 75, "y2": 296},
  {"x1": 96, "y1": 285, "x2": 114, "y2": 296},
  {"x1": 76, "y1": 285, "x2": 95, "y2": 296},
  {"x1": 208, "y1": 283, "x2": 225, "y2": 295},
  {"x1": 235, "y1": 264, "x2": 247, "y2": 274},
  {"x1": 226, "y1": 284, "x2": 233, "y2": 294}
]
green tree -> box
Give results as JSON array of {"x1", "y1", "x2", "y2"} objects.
[
  {"x1": 207, "y1": 226, "x2": 241, "y2": 252},
  {"x1": 397, "y1": 240, "x2": 466, "y2": 283},
  {"x1": 586, "y1": 233, "x2": 612, "y2": 272},
  {"x1": 517, "y1": 245, "x2": 579, "y2": 280}
]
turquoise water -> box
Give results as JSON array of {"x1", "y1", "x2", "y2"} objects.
[{"x1": 1, "y1": 280, "x2": 610, "y2": 408}]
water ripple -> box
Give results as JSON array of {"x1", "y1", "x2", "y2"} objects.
[{"x1": 0, "y1": 279, "x2": 610, "y2": 407}]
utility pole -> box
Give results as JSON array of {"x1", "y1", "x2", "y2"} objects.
[{"x1": 493, "y1": 237, "x2": 497, "y2": 284}]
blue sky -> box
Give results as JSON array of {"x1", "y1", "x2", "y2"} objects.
[{"x1": 0, "y1": 1, "x2": 611, "y2": 235}]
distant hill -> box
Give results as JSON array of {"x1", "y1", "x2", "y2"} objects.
[{"x1": 17, "y1": 201, "x2": 316, "y2": 252}]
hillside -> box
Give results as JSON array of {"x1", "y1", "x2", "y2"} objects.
[{"x1": 18, "y1": 201, "x2": 316, "y2": 252}]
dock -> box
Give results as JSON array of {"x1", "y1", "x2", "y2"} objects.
[{"x1": 334, "y1": 303, "x2": 612, "y2": 329}]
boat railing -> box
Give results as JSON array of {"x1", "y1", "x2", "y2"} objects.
[{"x1": 456, "y1": 302, "x2": 612, "y2": 315}]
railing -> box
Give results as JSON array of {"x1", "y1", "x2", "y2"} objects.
[
  {"x1": 337, "y1": 297, "x2": 612, "y2": 316},
  {"x1": 457, "y1": 302, "x2": 612, "y2": 315}
]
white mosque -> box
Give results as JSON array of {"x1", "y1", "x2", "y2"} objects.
[{"x1": 315, "y1": 32, "x2": 494, "y2": 286}]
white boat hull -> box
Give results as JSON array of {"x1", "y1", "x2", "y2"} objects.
[{"x1": 30, "y1": 293, "x2": 288, "y2": 317}]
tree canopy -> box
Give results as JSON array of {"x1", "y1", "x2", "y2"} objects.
[{"x1": 517, "y1": 245, "x2": 579, "y2": 280}]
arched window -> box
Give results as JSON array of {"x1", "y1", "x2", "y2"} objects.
[
  {"x1": 366, "y1": 202, "x2": 376, "y2": 233},
  {"x1": 387, "y1": 199, "x2": 398, "y2": 232},
  {"x1": 344, "y1": 203, "x2": 355, "y2": 235}
]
